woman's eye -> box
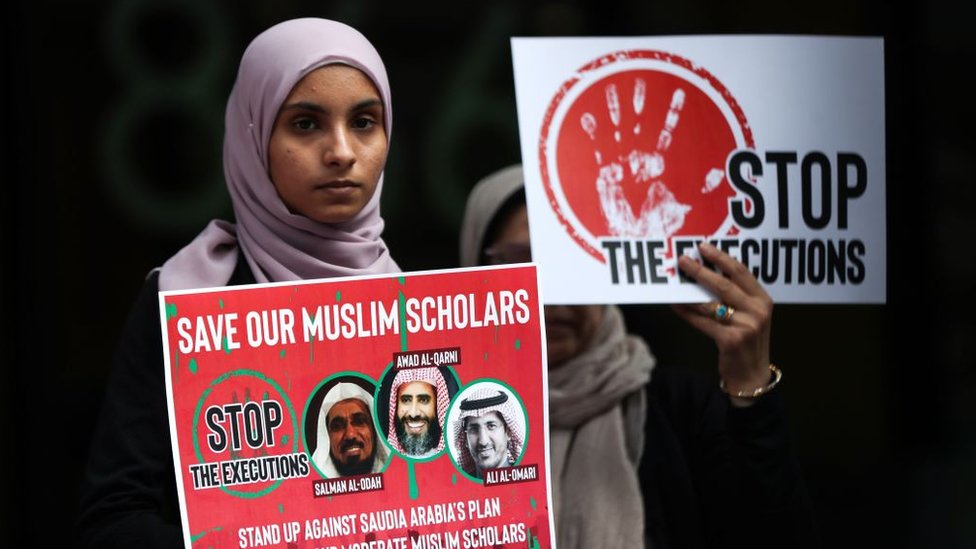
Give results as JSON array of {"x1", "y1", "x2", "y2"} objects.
[
  {"x1": 352, "y1": 116, "x2": 376, "y2": 130},
  {"x1": 293, "y1": 118, "x2": 317, "y2": 131}
]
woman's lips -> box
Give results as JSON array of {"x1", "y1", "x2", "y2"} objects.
[{"x1": 315, "y1": 179, "x2": 360, "y2": 195}]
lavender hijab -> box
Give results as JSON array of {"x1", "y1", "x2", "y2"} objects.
[{"x1": 159, "y1": 18, "x2": 399, "y2": 290}]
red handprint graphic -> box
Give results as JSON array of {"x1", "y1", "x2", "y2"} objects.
[
  {"x1": 586, "y1": 80, "x2": 691, "y2": 237},
  {"x1": 552, "y1": 66, "x2": 741, "y2": 244}
]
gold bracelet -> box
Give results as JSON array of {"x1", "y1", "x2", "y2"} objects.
[{"x1": 720, "y1": 363, "x2": 782, "y2": 398}]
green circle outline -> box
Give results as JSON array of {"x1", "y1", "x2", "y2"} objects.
[
  {"x1": 105, "y1": 0, "x2": 229, "y2": 89},
  {"x1": 376, "y1": 361, "x2": 462, "y2": 463},
  {"x1": 100, "y1": 87, "x2": 227, "y2": 233},
  {"x1": 191, "y1": 369, "x2": 299, "y2": 499},
  {"x1": 301, "y1": 371, "x2": 388, "y2": 479},
  {"x1": 445, "y1": 378, "x2": 530, "y2": 484}
]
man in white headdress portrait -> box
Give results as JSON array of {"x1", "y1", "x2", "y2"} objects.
[{"x1": 311, "y1": 381, "x2": 389, "y2": 477}]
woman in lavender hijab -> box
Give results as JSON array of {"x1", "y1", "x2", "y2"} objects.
[{"x1": 76, "y1": 18, "x2": 399, "y2": 547}]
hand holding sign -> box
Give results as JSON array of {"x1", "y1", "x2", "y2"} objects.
[{"x1": 673, "y1": 242, "x2": 774, "y2": 406}]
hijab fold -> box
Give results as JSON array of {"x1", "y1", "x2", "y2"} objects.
[
  {"x1": 312, "y1": 382, "x2": 390, "y2": 477},
  {"x1": 160, "y1": 18, "x2": 398, "y2": 291}
]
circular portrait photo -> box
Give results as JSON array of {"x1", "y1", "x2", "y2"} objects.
[
  {"x1": 304, "y1": 374, "x2": 389, "y2": 478},
  {"x1": 447, "y1": 380, "x2": 527, "y2": 481},
  {"x1": 376, "y1": 366, "x2": 459, "y2": 460}
]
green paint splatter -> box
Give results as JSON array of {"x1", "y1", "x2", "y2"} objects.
[
  {"x1": 281, "y1": 434, "x2": 290, "y2": 445},
  {"x1": 165, "y1": 302, "x2": 177, "y2": 320},
  {"x1": 514, "y1": 339, "x2": 521, "y2": 350},
  {"x1": 529, "y1": 535, "x2": 540, "y2": 549},
  {"x1": 530, "y1": 497, "x2": 537, "y2": 510},
  {"x1": 398, "y1": 291, "x2": 409, "y2": 352},
  {"x1": 188, "y1": 358, "x2": 198, "y2": 374},
  {"x1": 452, "y1": 473, "x2": 457, "y2": 485},
  {"x1": 218, "y1": 299, "x2": 224, "y2": 309},
  {"x1": 407, "y1": 460, "x2": 419, "y2": 499},
  {"x1": 222, "y1": 336, "x2": 231, "y2": 355},
  {"x1": 278, "y1": 503, "x2": 284, "y2": 514},
  {"x1": 304, "y1": 310, "x2": 317, "y2": 364},
  {"x1": 398, "y1": 276, "x2": 406, "y2": 285},
  {"x1": 335, "y1": 290, "x2": 341, "y2": 302},
  {"x1": 263, "y1": 391, "x2": 270, "y2": 400},
  {"x1": 190, "y1": 526, "x2": 223, "y2": 543},
  {"x1": 280, "y1": 349, "x2": 286, "y2": 359}
]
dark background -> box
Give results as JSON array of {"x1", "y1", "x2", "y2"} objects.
[{"x1": 2, "y1": 0, "x2": 973, "y2": 547}]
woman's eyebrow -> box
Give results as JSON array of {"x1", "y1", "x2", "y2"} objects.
[
  {"x1": 279, "y1": 98, "x2": 381, "y2": 114},
  {"x1": 350, "y1": 98, "x2": 382, "y2": 112},
  {"x1": 280, "y1": 101, "x2": 326, "y2": 113}
]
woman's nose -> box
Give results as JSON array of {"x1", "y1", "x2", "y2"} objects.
[{"x1": 323, "y1": 127, "x2": 356, "y2": 168}]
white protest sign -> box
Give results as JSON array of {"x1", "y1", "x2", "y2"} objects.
[{"x1": 512, "y1": 36, "x2": 885, "y2": 304}]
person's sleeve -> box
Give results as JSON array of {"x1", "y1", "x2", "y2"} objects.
[
  {"x1": 74, "y1": 272, "x2": 184, "y2": 548},
  {"x1": 663, "y1": 369, "x2": 821, "y2": 549},
  {"x1": 707, "y1": 380, "x2": 820, "y2": 549}
]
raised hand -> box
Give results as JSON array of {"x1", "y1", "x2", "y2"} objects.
[{"x1": 672, "y1": 242, "x2": 774, "y2": 406}]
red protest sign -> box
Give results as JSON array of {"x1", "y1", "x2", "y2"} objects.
[{"x1": 159, "y1": 265, "x2": 553, "y2": 548}]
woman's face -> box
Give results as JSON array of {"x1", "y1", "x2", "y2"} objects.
[
  {"x1": 268, "y1": 64, "x2": 388, "y2": 224},
  {"x1": 486, "y1": 203, "x2": 603, "y2": 368}
]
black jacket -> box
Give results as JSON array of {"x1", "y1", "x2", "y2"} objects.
[{"x1": 640, "y1": 367, "x2": 819, "y2": 548}]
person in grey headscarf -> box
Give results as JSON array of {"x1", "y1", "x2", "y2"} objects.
[
  {"x1": 312, "y1": 382, "x2": 389, "y2": 477},
  {"x1": 459, "y1": 164, "x2": 820, "y2": 549}
]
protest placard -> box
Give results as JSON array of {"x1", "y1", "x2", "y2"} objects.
[
  {"x1": 159, "y1": 265, "x2": 554, "y2": 548},
  {"x1": 512, "y1": 36, "x2": 885, "y2": 303}
]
